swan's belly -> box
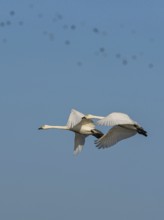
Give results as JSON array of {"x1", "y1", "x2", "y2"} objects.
[{"x1": 72, "y1": 124, "x2": 94, "y2": 135}]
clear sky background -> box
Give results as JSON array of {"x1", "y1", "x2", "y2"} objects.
[{"x1": 0, "y1": 0, "x2": 164, "y2": 219}]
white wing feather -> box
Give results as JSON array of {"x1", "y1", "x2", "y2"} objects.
[
  {"x1": 97, "y1": 112, "x2": 135, "y2": 126},
  {"x1": 95, "y1": 125, "x2": 137, "y2": 148},
  {"x1": 67, "y1": 109, "x2": 84, "y2": 129},
  {"x1": 74, "y1": 133, "x2": 87, "y2": 155}
]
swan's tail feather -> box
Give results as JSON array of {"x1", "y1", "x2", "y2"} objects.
[
  {"x1": 137, "y1": 127, "x2": 147, "y2": 137},
  {"x1": 91, "y1": 129, "x2": 104, "y2": 139}
]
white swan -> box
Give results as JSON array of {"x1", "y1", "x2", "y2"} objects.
[
  {"x1": 38, "y1": 109, "x2": 103, "y2": 155},
  {"x1": 83, "y1": 112, "x2": 147, "y2": 149}
]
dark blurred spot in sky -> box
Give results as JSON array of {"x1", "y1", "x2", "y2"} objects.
[
  {"x1": 149, "y1": 37, "x2": 155, "y2": 43},
  {"x1": 29, "y1": 3, "x2": 34, "y2": 9},
  {"x1": 93, "y1": 27, "x2": 99, "y2": 33},
  {"x1": 148, "y1": 63, "x2": 154, "y2": 68},
  {"x1": 132, "y1": 55, "x2": 137, "y2": 60},
  {"x1": 10, "y1": 10, "x2": 15, "y2": 16},
  {"x1": 38, "y1": 13, "x2": 44, "y2": 18},
  {"x1": 100, "y1": 47, "x2": 105, "y2": 53},
  {"x1": 18, "y1": 21, "x2": 24, "y2": 26},
  {"x1": 57, "y1": 13, "x2": 63, "y2": 20},
  {"x1": 77, "y1": 61, "x2": 82, "y2": 67},
  {"x1": 2, "y1": 38, "x2": 7, "y2": 43},
  {"x1": 52, "y1": 13, "x2": 62, "y2": 22},
  {"x1": 49, "y1": 33, "x2": 55, "y2": 41},
  {"x1": 122, "y1": 59, "x2": 128, "y2": 65},
  {"x1": 65, "y1": 40, "x2": 70, "y2": 45},
  {"x1": 71, "y1": 25, "x2": 76, "y2": 30},
  {"x1": 0, "y1": 22, "x2": 5, "y2": 27},
  {"x1": 43, "y1": 30, "x2": 48, "y2": 35},
  {"x1": 6, "y1": 20, "x2": 11, "y2": 26},
  {"x1": 116, "y1": 53, "x2": 121, "y2": 58}
]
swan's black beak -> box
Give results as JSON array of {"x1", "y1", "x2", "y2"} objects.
[{"x1": 38, "y1": 127, "x2": 43, "y2": 130}]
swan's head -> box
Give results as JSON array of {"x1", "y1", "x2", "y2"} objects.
[{"x1": 38, "y1": 125, "x2": 50, "y2": 130}]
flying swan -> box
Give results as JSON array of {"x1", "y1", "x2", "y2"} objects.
[
  {"x1": 83, "y1": 112, "x2": 147, "y2": 149},
  {"x1": 38, "y1": 109, "x2": 103, "y2": 155}
]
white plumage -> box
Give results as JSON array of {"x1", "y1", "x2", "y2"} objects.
[
  {"x1": 84, "y1": 112, "x2": 147, "y2": 149},
  {"x1": 38, "y1": 109, "x2": 103, "y2": 155}
]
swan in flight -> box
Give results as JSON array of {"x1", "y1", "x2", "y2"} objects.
[
  {"x1": 38, "y1": 109, "x2": 103, "y2": 155},
  {"x1": 83, "y1": 112, "x2": 147, "y2": 149}
]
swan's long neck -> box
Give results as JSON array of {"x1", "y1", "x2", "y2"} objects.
[
  {"x1": 91, "y1": 115, "x2": 104, "y2": 119},
  {"x1": 85, "y1": 114, "x2": 104, "y2": 120},
  {"x1": 39, "y1": 125, "x2": 69, "y2": 130}
]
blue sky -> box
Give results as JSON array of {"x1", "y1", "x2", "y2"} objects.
[{"x1": 0, "y1": 0, "x2": 164, "y2": 219}]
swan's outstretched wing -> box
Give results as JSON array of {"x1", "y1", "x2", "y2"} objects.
[
  {"x1": 67, "y1": 109, "x2": 84, "y2": 129},
  {"x1": 74, "y1": 133, "x2": 87, "y2": 155},
  {"x1": 97, "y1": 112, "x2": 135, "y2": 126},
  {"x1": 95, "y1": 125, "x2": 137, "y2": 149}
]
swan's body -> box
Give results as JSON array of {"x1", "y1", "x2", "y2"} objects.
[
  {"x1": 84, "y1": 112, "x2": 147, "y2": 149},
  {"x1": 38, "y1": 109, "x2": 103, "y2": 155}
]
